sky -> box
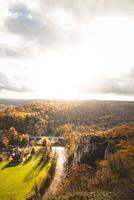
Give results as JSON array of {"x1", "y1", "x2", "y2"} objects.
[{"x1": 0, "y1": 0, "x2": 134, "y2": 100}]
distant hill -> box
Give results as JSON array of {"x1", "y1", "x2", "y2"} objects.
[
  {"x1": 0, "y1": 99, "x2": 134, "y2": 128},
  {"x1": 0, "y1": 99, "x2": 38, "y2": 106},
  {"x1": 0, "y1": 98, "x2": 134, "y2": 106}
]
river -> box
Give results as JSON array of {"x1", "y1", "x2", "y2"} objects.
[{"x1": 42, "y1": 146, "x2": 66, "y2": 199}]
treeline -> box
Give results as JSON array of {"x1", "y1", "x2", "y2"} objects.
[
  {"x1": 0, "y1": 101, "x2": 134, "y2": 137},
  {"x1": 0, "y1": 105, "x2": 48, "y2": 135},
  {"x1": 0, "y1": 127, "x2": 30, "y2": 149}
]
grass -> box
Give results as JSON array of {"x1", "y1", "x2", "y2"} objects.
[{"x1": 0, "y1": 147, "x2": 51, "y2": 200}]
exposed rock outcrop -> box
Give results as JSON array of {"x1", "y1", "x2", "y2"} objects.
[{"x1": 73, "y1": 135, "x2": 107, "y2": 167}]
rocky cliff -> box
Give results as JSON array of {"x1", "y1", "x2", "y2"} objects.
[{"x1": 73, "y1": 135, "x2": 107, "y2": 167}]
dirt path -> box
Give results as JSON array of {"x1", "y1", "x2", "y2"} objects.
[{"x1": 42, "y1": 146, "x2": 65, "y2": 199}]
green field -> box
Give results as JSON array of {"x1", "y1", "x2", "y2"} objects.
[{"x1": 0, "y1": 148, "x2": 51, "y2": 200}]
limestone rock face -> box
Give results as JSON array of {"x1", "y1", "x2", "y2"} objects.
[{"x1": 73, "y1": 135, "x2": 107, "y2": 166}]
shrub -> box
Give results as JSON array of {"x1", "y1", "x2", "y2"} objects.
[{"x1": 49, "y1": 191, "x2": 120, "y2": 200}]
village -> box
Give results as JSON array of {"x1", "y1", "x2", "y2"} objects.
[
  {"x1": 0, "y1": 131, "x2": 52, "y2": 163},
  {"x1": 0, "y1": 130, "x2": 66, "y2": 164}
]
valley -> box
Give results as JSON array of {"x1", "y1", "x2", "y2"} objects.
[{"x1": 0, "y1": 100, "x2": 134, "y2": 200}]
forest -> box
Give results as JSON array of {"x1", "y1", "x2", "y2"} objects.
[{"x1": 0, "y1": 100, "x2": 134, "y2": 137}]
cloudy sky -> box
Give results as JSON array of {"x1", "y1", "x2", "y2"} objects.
[{"x1": 0, "y1": 0, "x2": 134, "y2": 100}]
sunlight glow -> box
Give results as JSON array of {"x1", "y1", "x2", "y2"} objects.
[
  {"x1": 5, "y1": 15, "x2": 133, "y2": 100},
  {"x1": 30, "y1": 15, "x2": 134, "y2": 99}
]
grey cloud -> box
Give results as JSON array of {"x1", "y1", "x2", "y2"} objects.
[
  {"x1": 5, "y1": 5, "x2": 46, "y2": 39},
  {"x1": 41, "y1": 0, "x2": 134, "y2": 21},
  {"x1": 5, "y1": 0, "x2": 134, "y2": 50},
  {"x1": 101, "y1": 68, "x2": 134, "y2": 95},
  {"x1": 0, "y1": 72, "x2": 32, "y2": 92},
  {"x1": 9, "y1": 3, "x2": 30, "y2": 17},
  {"x1": 4, "y1": 2, "x2": 83, "y2": 48},
  {"x1": 83, "y1": 68, "x2": 134, "y2": 95},
  {"x1": 0, "y1": 45, "x2": 29, "y2": 58}
]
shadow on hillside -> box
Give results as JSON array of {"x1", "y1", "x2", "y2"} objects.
[
  {"x1": 34, "y1": 148, "x2": 42, "y2": 160},
  {"x1": 23, "y1": 155, "x2": 32, "y2": 165},
  {"x1": 23, "y1": 157, "x2": 49, "y2": 182},
  {"x1": 1, "y1": 161, "x2": 20, "y2": 170}
]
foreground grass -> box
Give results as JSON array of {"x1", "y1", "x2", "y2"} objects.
[{"x1": 0, "y1": 148, "x2": 51, "y2": 200}]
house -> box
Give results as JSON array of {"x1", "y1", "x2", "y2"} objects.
[{"x1": 12, "y1": 147, "x2": 23, "y2": 162}]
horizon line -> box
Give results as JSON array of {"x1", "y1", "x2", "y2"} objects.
[{"x1": 0, "y1": 98, "x2": 134, "y2": 102}]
